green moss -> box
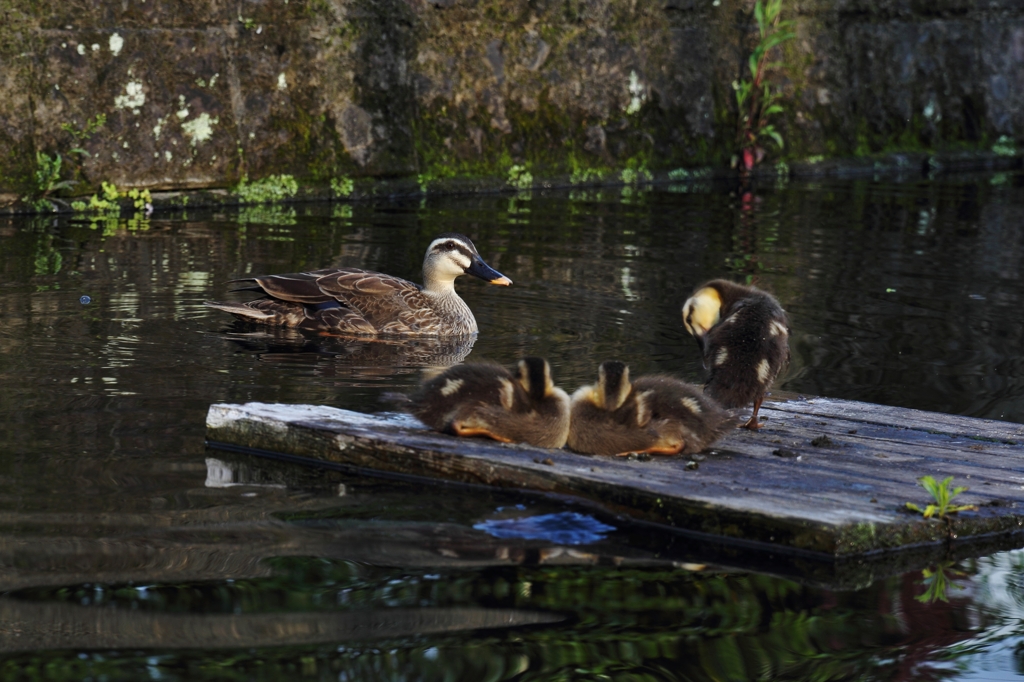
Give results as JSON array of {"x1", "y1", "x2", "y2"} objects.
[
  {"x1": 264, "y1": 107, "x2": 343, "y2": 183},
  {"x1": 412, "y1": 88, "x2": 719, "y2": 188}
]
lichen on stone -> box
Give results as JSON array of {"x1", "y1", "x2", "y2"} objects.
[
  {"x1": 114, "y1": 81, "x2": 146, "y2": 114},
  {"x1": 181, "y1": 113, "x2": 218, "y2": 146}
]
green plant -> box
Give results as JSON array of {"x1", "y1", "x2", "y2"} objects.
[
  {"x1": 570, "y1": 167, "x2": 605, "y2": 185},
  {"x1": 60, "y1": 113, "x2": 106, "y2": 144},
  {"x1": 992, "y1": 135, "x2": 1017, "y2": 157},
  {"x1": 101, "y1": 181, "x2": 119, "y2": 202},
  {"x1": 126, "y1": 187, "x2": 152, "y2": 210},
  {"x1": 507, "y1": 164, "x2": 533, "y2": 190},
  {"x1": 732, "y1": 0, "x2": 795, "y2": 172},
  {"x1": 620, "y1": 166, "x2": 652, "y2": 185},
  {"x1": 32, "y1": 152, "x2": 75, "y2": 197},
  {"x1": 905, "y1": 476, "x2": 977, "y2": 519},
  {"x1": 915, "y1": 562, "x2": 967, "y2": 603},
  {"x1": 72, "y1": 181, "x2": 122, "y2": 214},
  {"x1": 236, "y1": 174, "x2": 298, "y2": 204},
  {"x1": 331, "y1": 176, "x2": 354, "y2": 197}
]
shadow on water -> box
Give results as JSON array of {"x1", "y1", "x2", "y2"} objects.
[{"x1": 2, "y1": 174, "x2": 1024, "y2": 678}]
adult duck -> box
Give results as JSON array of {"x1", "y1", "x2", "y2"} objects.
[{"x1": 206, "y1": 233, "x2": 511, "y2": 336}]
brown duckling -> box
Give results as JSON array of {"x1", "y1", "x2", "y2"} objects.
[
  {"x1": 681, "y1": 279, "x2": 789, "y2": 430},
  {"x1": 568, "y1": 360, "x2": 738, "y2": 456},
  {"x1": 206, "y1": 233, "x2": 511, "y2": 336},
  {"x1": 405, "y1": 357, "x2": 570, "y2": 448}
]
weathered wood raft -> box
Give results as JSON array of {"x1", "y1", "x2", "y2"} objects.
[{"x1": 205, "y1": 397, "x2": 1024, "y2": 559}]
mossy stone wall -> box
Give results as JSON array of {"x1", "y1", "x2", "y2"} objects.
[{"x1": 1, "y1": 0, "x2": 1023, "y2": 206}]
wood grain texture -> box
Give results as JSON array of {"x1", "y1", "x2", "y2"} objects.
[{"x1": 205, "y1": 398, "x2": 1024, "y2": 558}]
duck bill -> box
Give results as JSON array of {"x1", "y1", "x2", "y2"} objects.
[
  {"x1": 693, "y1": 333, "x2": 706, "y2": 354},
  {"x1": 466, "y1": 258, "x2": 512, "y2": 286}
]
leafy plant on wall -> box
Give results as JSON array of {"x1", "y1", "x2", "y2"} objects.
[{"x1": 733, "y1": 0, "x2": 795, "y2": 172}]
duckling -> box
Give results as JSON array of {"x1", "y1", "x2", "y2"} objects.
[
  {"x1": 568, "y1": 360, "x2": 738, "y2": 456},
  {"x1": 681, "y1": 279, "x2": 789, "y2": 430},
  {"x1": 405, "y1": 357, "x2": 570, "y2": 448},
  {"x1": 205, "y1": 233, "x2": 511, "y2": 336}
]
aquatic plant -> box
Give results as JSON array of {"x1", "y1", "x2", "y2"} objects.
[
  {"x1": 620, "y1": 166, "x2": 652, "y2": 185},
  {"x1": 236, "y1": 174, "x2": 298, "y2": 204},
  {"x1": 126, "y1": 187, "x2": 152, "y2": 211},
  {"x1": 732, "y1": 0, "x2": 795, "y2": 172},
  {"x1": 507, "y1": 164, "x2": 534, "y2": 190},
  {"x1": 992, "y1": 135, "x2": 1017, "y2": 157},
  {"x1": 905, "y1": 476, "x2": 977, "y2": 519},
  {"x1": 331, "y1": 175, "x2": 354, "y2": 198},
  {"x1": 570, "y1": 166, "x2": 605, "y2": 185}
]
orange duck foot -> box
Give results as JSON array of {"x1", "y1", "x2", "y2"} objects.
[{"x1": 450, "y1": 422, "x2": 514, "y2": 443}]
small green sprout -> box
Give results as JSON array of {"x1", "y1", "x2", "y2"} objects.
[
  {"x1": 60, "y1": 113, "x2": 106, "y2": 142},
  {"x1": 905, "y1": 475, "x2": 978, "y2": 519}
]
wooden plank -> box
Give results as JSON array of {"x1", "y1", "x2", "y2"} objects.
[
  {"x1": 768, "y1": 397, "x2": 1024, "y2": 443},
  {"x1": 205, "y1": 399, "x2": 1024, "y2": 558}
]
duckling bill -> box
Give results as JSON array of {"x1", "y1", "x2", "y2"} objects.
[
  {"x1": 205, "y1": 233, "x2": 511, "y2": 337},
  {"x1": 568, "y1": 360, "x2": 737, "y2": 456},
  {"x1": 681, "y1": 279, "x2": 789, "y2": 430},
  {"x1": 405, "y1": 357, "x2": 570, "y2": 449}
]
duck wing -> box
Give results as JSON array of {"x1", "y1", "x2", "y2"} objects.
[
  {"x1": 315, "y1": 269, "x2": 447, "y2": 335},
  {"x1": 239, "y1": 269, "x2": 340, "y2": 305},
  {"x1": 211, "y1": 269, "x2": 379, "y2": 334}
]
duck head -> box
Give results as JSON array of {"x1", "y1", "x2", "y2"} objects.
[
  {"x1": 515, "y1": 357, "x2": 556, "y2": 402},
  {"x1": 423, "y1": 233, "x2": 512, "y2": 289},
  {"x1": 681, "y1": 285, "x2": 722, "y2": 353},
  {"x1": 594, "y1": 360, "x2": 632, "y2": 410}
]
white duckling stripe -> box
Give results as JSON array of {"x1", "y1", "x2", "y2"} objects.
[
  {"x1": 440, "y1": 378, "x2": 464, "y2": 396},
  {"x1": 681, "y1": 397, "x2": 702, "y2": 414},
  {"x1": 498, "y1": 378, "x2": 516, "y2": 410}
]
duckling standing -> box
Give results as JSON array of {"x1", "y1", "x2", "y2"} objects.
[
  {"x1": 405, "y1": 357, "x2": 570, "y2": 449},
  {"x1": 681, "y1": 279, "x2": 789, "y2": 430},
  {"x1": 206, "y1": 233, "x2": 511, "y2": 336},
  {"x1": 568, "y1": 360, "x2": 737, "y2": 456}
]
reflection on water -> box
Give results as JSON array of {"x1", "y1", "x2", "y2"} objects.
[
  {"x1": 473, "y1": 511, "x2": 617, "y2": 545},
  {"x1": 218, "y1": 324, "x2": 477, "y2": 377},
  {"x1": 2, "y1": 174, "x2": 1024, "y2": 678}
]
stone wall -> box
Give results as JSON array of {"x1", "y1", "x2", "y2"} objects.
[{"x1": 1, "y1": 0, "x2": 1023, "y2": 208}]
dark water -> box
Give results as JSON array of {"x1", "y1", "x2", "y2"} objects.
[{"x1": 2, "y1": 173, "x2": 1024, "y2": 679}]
